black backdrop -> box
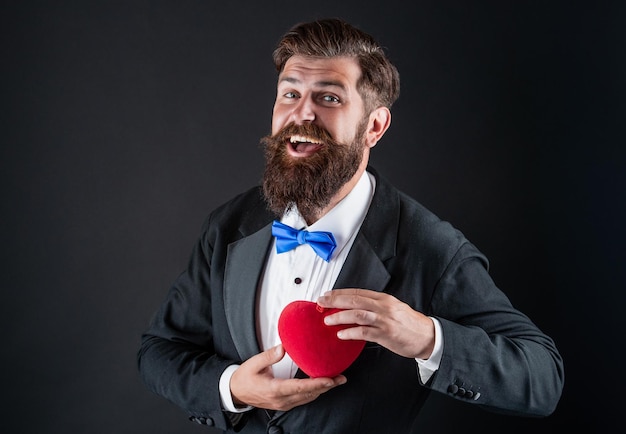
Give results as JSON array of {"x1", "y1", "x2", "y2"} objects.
[{"x1": 2, "y1": 1, "x2": 624, "y2": 433}]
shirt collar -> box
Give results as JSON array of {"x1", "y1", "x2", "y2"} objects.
[{"x1": 281, "y1": 170, "x2": 376, "y2": 257}]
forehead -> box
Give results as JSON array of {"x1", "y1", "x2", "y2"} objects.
[{"x1": 278, "y1": 55, "x2": 362, "y2": 89}]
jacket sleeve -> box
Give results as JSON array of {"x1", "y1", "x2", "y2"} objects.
[{"x1": 427, "y1": 241, "x2": 565, "y2": 417}]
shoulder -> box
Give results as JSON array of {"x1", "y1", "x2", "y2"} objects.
[
  {"x1": 370, "y1": 168, "x2": 483, "y2": 263},
  {"x1": 371, "y1": 168, "x2": 460, "y2": 239},
  {"x1": 211, "y1": 186, "x2": 267, "y2": 218},
  {"x1": 201, "y1": 186, "x2": 275, "y2": 239}
]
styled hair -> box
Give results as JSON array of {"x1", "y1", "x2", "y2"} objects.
[{"x1": 273, "y1": 18, "x2": 400, "y2": 112}]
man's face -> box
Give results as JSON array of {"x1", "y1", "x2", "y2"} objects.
[
  {"x1": 271, "y1": 55, "x2": 367, "y2": 157},
  {"x1": 261, "y1": 55, "x2": 370, "y2": 222}
]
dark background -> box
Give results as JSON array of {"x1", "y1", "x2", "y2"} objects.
[{"x1": 2, "y1": 1, "x2": 624, "y2": 433}]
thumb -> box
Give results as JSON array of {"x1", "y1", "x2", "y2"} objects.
[
  {"x1": 249, "y1": 344, "x2": 285, "y2": 372},
  {"x1": 266, "y1": 344, "x2": 285, "y2": 364}
]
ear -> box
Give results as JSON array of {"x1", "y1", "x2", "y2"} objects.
[{"x1": 364, "y1": 107, "x2": 391, "y2": 149}]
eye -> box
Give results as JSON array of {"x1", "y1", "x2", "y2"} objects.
[
  {"x1": 322, "y1": 95, "x2": 340, "y2": 103},
  {"x1": 283, "y1": 92, "x2": 298, "y2": 99}
]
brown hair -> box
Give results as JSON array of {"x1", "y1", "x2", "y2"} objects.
[{"x1": 273, "y1": 18, "x2": 400, "y2": 112}]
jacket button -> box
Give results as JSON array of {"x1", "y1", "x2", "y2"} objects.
[
  {"x1": 457, "y1": 387, "x2": 466, "y2": 396},
  {"x1": 188, "y1": 416, "x2": 213, "y2": 426},
  {"x1": 473, "y1": 391, "x2": 481, "y2": 401},
  {"x1": 268, "y1": 426, "x2": 283, "y2": 434},
  {"x1": 448, "y1": 384, "x2": 459, "y2": 394},
  {"x1": 189, "y1": 416, "x2": 204, "y2": 424},
  {"x1": 465, "y1": 390, "x2": 474, "y2": 399}
]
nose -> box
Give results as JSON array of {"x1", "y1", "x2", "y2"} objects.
[{"x1": 290, "y1": 96, "x2": 315, "y2": 124}]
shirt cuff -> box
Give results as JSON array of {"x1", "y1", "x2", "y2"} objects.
[
  {"x1": 219, "y1": 364, "x2": 254, "y2": 413},
  {"x1": 415, "y1": 317, "x2": 444, "y2": 384}
]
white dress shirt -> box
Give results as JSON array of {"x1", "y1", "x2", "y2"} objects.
[{"x1": 219, "y1": 170, "x2": 443, "y2": 412}]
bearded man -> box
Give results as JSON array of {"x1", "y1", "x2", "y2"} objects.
[{"x1": 138, "y1": 18, "x2": 564, "y2": 434}]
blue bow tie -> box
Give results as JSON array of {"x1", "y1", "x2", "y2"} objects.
[{"x1": 271, "y1": 220, "x2": 337, "y2": 262}]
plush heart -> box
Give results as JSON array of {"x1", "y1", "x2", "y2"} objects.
[{"x1": 278, "y1": 300, "x2": 365, "y2": 378}]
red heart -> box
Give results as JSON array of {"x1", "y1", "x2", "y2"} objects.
[{"x1": 278, "y1": 300, "x2": 365, "y2": 378}]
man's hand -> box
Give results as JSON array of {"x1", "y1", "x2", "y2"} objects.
[
  {"x1": 317, "y1": 288, "x2": 435, "y2": 360},
  {"x1": 230, "y1": 344, "x2": 347, "y2": 411}
]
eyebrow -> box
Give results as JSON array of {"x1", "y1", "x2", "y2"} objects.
[{"x1": 279, "y1": 76, "x2": 347, "y2": 92}]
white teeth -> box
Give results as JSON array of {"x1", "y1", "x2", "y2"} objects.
[{"x1": 289, "y1": 135, "x2": 322, "y2": 144}]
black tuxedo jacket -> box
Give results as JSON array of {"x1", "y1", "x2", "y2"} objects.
[{"x1": 138, "y1": 167, "x2": 564, "y2": 433}]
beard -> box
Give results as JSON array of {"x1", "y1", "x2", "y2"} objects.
[{"x1": 261, "y1": 119, "x2": 368, "y2": 222}]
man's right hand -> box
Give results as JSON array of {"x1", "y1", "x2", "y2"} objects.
[{"x1": 230, "y1": 344, "x2": 347, "y2": 411}]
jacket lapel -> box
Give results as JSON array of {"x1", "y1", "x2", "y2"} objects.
[
  {"x1": 334, "y1": 168, "x2": 399, "y2": 292},
  {"x1": 334, "y1": 233, "x2": 390, "y2": 291},
  {"x1": 224, "y1": 222, "x2": 273, "y2": 361}
]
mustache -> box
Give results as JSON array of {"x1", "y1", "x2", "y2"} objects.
[{"x1": 269, "y1": 122, "x2": 336, "y2": 146}]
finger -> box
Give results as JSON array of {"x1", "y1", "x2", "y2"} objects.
[
  {"x1": 324, "y1": 308, "x2": 376, "y2": 327},
  {"x1": 282, "y1": 375, "x2": 347, "y2": 399},
  {"x1": 335, "y1": 288, "x2": 383, "y2": 298},
  {"x1": 248, "y1": 344, "x2": 284, "y2": 372},
  {"x1": 272, "y1": 375, "x2": 348, "y2": 410},
  {"x1": 265, "y1": 344, "x2": 285, "y2": 364},
  {"x1": 317, "y1": 290, "x2": 383, "y2": 311},
  {"x1": 335, "y1": 325, "x2": 375, "y2": 341}
]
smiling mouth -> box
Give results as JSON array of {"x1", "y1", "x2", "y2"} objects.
[{"x1": 288, "y1": 135, "x2": 325, "y2": 155}]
